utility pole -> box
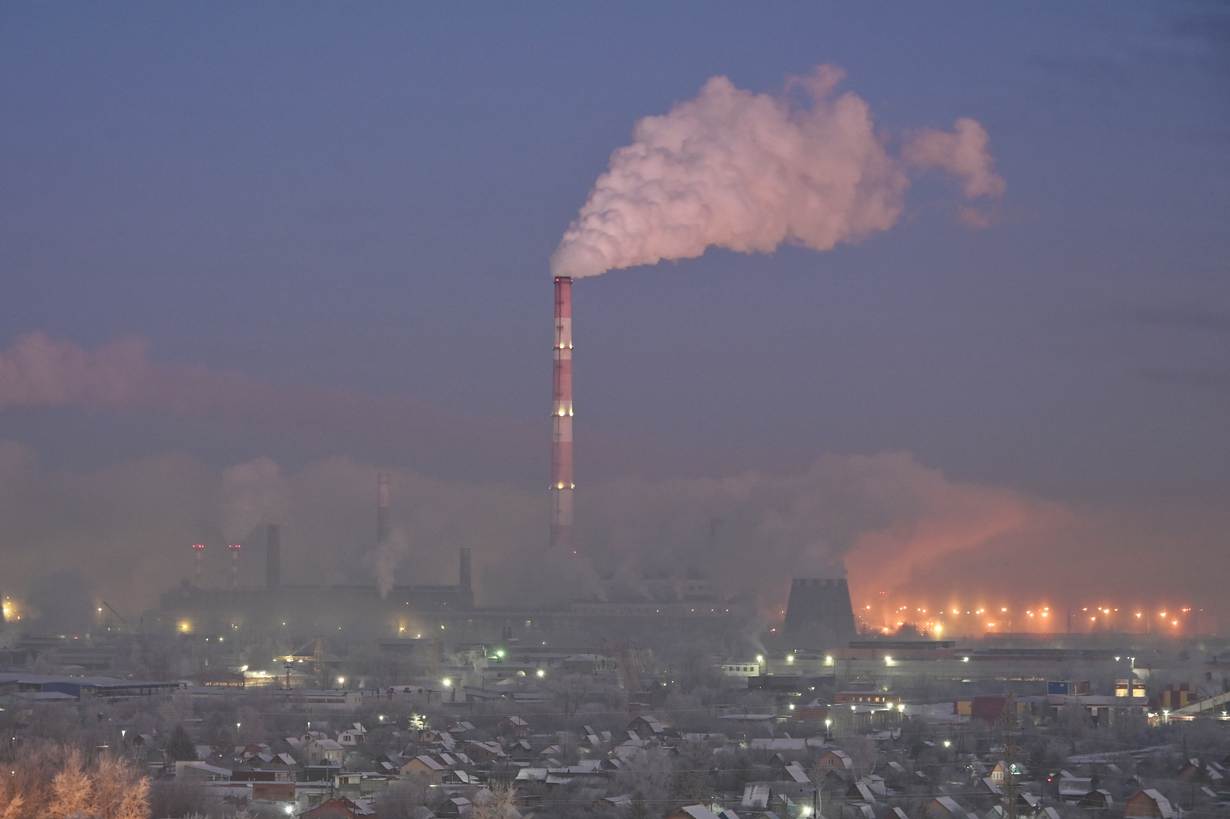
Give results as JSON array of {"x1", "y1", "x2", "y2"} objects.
[{"x1": 1002, "y1": 708, "x2": 1018, "y2": 819}]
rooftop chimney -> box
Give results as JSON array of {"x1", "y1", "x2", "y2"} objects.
[
  {"x1": 551, "y1": 276, "x2": 575, "y2": 555},
  {"x1": 266, "y1": 524, "x2": 281, "y2": 590}
]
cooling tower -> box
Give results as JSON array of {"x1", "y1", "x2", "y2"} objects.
[
  {"x1": 550, "y1": 276, "x2": 575, "y2": 555},
  {"x1": 783, "y1": 577, "x2": 856, "y2": 647}
]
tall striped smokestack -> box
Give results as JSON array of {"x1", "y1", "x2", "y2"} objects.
[
  {"x1": 551, "y1": 276, "x2": 575, "y2": 555},
  {"x1": 376, "y1": 471, "x2": 391, "y2": 547}
]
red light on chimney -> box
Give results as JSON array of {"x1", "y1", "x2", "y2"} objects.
[
  {"x1": 227, "y1": 543, "x2": 242, "y2": 551},
  {"x1": 192, "y1": 543, "x2": 206, "y2": 552}
]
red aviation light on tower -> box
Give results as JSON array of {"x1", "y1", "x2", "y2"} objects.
[
  {"x1": 227, "y1": 543, "x2": 242, "y2": 590},
  {"x1": 191, "y1": 543, "x2": 207, "y2": 587},
  {"x1": 550, "y1": 275, "x2": 575, "y2": 555}
]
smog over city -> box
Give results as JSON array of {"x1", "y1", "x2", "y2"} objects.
[{"x1": 1, "y1": 5, "x2": 1228, "y2": 819}]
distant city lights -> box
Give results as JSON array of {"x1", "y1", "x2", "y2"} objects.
[{"x1": 853, "y1": 596, "x2": 1201, "y2": 636}]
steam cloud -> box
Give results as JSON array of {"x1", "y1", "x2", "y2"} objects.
[
  {"x1": 0, "y1": 332, "x2": 547, "y2": 483},
  {"x1": 0, "y1": 332, "x2": 150, "y2": 409},
  {"x1": 6, "y1": 438, "x2": 1220, "y2": 626},
  {"x1": 551, "y1": 65, "x2": 1004, "y2": 278},
  {"x1": 371, "y1": 528, "x2": 409, "y2": 598},
  {"x1": 220, "y1": 458, "x2": 288, "y2": 543}
]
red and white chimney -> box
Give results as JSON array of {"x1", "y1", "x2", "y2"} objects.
[
  {"x1": 551, "y1": 276, "x2": 575, "y2": 555},
  {"x1": 227, "y1": 542, "x2": 242, "y2": 589}
]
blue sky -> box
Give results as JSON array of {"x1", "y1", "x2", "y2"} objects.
[{"x1": 1, "y1": 3, "x2": 1228, "y2": 608}]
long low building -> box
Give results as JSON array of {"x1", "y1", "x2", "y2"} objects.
[{"x1": 0, "y1": 672, "x2": 181, "y2": 700}]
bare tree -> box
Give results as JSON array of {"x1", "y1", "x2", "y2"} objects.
[
  {"x1": 4, "y1": 743, "x2": 149, "y2": 819},
  {"x1": 471, "y1": 783, "x2": 521, "y2": 819},
  {"x1": 49, "y1": 748, "x2": 93, "y2": 819},
  {"x1": 374, "y1": 774, "x2": 434, "y2": 819}
]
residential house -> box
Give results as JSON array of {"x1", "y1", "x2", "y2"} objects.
[
  {"x1": 337, "y1": 723, "x2": 367, "y2": 748},
  {"x1": 627, "y1": 715, "x2": 671, "y2": 741},
  {"x1": 400, "y1": 755, "x2": 446, "y2": 785},
  {"x1": 436, "y1": 796, "x2": 472, "y2": 818},
  {"x1": 815, "y1": 749, "x2": 854, "y2": 777},
  {"x1": 297, "y1": 797, "x2": 375, "y2": 819},
  {"x1": 1124, "y1": 789, "x2": 1177, "y2": 819},
  {"x1": 498, "y1": 716, "x2": 530, "y2": 739},
  {"x1": 922, "y1": 796, "x2": 978, "y2": 819},
  {"x1": 667, "y1": 807, "x2": 721, "y2": 819}
]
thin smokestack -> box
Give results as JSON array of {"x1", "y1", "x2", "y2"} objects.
[
  {"x1": 459, "y1": 547, "x2": 472, "y2": 593},
  {"x1": 191, "y1": 542, "x2": 206, "y2": 587},
  {"x1": 227, "y1": 542, "x2": 242, "y2": 590},
  {"x1": 551, "y1": 276, "x2": 575, "y2": 555},
  {"x1": 266, "y1": 524, "x2": 281, "y2": 590},
  {"x1": 376, "y1": 471, "x2": 391, "y2": 546}
]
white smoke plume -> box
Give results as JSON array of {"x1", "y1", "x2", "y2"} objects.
[
  {"x1": 902, "y1": 117, "x2": 1004, "y2": 199},
  {"x1": 0, "y1": 332, "x2": 150, "y2": 409},
  {"x1": 551, "y1": 65, "x2": 1004, "y2": 278},
  {"x1": 371, "y1": 527, "x2": 409, "y2": 598},
  {"x1": 220, "y1": 458, "x2": 288, "y2": 543},
  {"x1": 0, "y1": 440, "x2": 1226, "y2": 626}
]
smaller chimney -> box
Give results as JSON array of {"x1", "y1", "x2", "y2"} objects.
[
  {"x1": 227, "y1": 542, "x2": 242, "y2": 590},
  {"x1": 459, "y1": 547, "x2": 472, "y2": 605},
  {"x1": 191, "y1": 542, "x2": 206, "y2": 587},
  {"x1": 266, "y1": 524, "x2": 282, "y2": 590}
]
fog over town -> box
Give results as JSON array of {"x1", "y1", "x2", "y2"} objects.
[{"x1": 2, "y1": 5, "x2": 1229, "y2": 819}]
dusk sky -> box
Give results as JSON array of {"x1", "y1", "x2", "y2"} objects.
[{"x1": 2, "y1": 4, "x2": 1228, "y2": 619}]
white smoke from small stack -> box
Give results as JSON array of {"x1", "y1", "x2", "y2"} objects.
[
  {"x1": 372, "y1": 527, "x2": 410, "y2": 599},
  {"x1": 551, "y1": 65, "x2": 1004, "y2": 279}
]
